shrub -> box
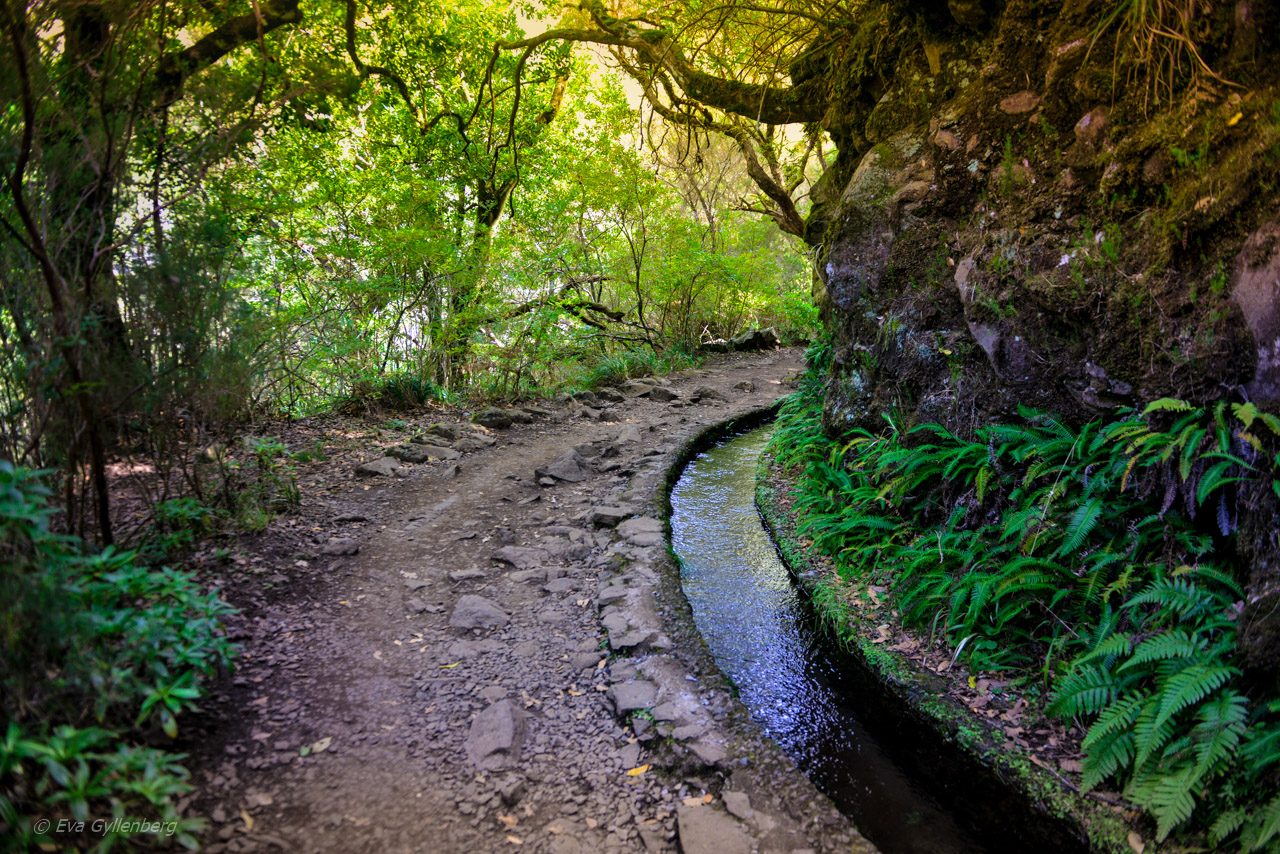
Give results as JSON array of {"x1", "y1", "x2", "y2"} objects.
[{"x1": 0, "y1": 462, "x2": 235, "y2": 850}]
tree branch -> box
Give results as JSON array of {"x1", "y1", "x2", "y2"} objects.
[
  {"x1": 497, "y1": 1, "x2": 824, "y2": 126},
  {"x1": 155, "y1": 0, "x2": 302, "y2": 103}
]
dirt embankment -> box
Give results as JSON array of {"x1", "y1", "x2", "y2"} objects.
[{"x1": 180, "y1": 348, "x2": 872, "y2": 854}]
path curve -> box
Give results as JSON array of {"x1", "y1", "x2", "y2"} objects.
[{"x1": 187, "y1": 349, "x2": 872, "y2": 854}]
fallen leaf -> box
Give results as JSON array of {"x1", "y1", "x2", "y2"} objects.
[
  {"x1": 1127, "y1": 831, "x2": 1145, "y2": 854},
  {"x1": 239, "y1": 810, "x2": 254, "y2": 831},
  {"x1": 310, "y1": 736, "x2": 332, "y2": 754},
  {"x1": 1227, "y1": 111, "x2": 1243, "y2": 127},
  {"x1": 505, "y1": 835, "x2": 523, "y2": 845},
  {"x1": 1059, "y1": 758, "x2": 1083, "y2": 774},
  {"x1": 567, "y1": 688, "x2": 584, "y2": 697},
  {"x1": 440, "y1": 662, "x2": 461, "y2": 669},
  {"x1": 681, "y1": 796, "x2": 705, "y2": 807},
  {"x1": 498, "y1": 814, "x2": 518, "y2": 829},
  {"x1": 626, "y1": 764, "x2": 651, "y2": 777}
]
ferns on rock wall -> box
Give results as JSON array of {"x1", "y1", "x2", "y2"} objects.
[{"x1": 771, "y1": 345, "x2": 1280, "y2": 848}]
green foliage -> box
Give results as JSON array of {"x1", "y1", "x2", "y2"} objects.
[
  {"x1": 771, "y1": 370, "x2": 1280, "y2": 847},
  {"x1": 0, "y1": 463, "x2": 234, "y2": 849}
]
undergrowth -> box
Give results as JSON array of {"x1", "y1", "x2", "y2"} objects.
[
  {"x1": 1, "y1": 463, "x2": 235, "y2": 851},
  {"x1": 771, "y1": 343, "x2": 1280, "y2": 848}
]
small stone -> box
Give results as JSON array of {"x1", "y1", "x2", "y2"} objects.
[
  {"x1": 617, "y1": 743, "x2": 642, "y2": 768},
  {"x1": 388, "y1": 443, "x2": 460, "y2": 463},
  {"x1": 421, "y1": 422, "x2": 463, "y2": 442},
  {"x1": 473, "y1": 408, "x2": 530, "y2": 429},
  {"x1": 448, "y1": 569, "x2": 486, "y2": 582},
  {"x1": 543, "y1": 577, "x2": 577, "y2": 594},
  {"x1": 647, "y1": 386, "x2": 679, "y2": 403},
  {"x1": 491, "y1": 546, "x2": 549, "y2": 570},
  {"x1": 687, "y1": 739, "x2": 728, "y2": 766},
  {"x1": 321, "y1": 538, "x2": 360, "y2": 556},
  {"x1": 999, "y1": 90, "x2": 1040, "y2": 114},
  {"x1": 722, "y1": 791, "x2": 754, "y2": 822},
  {"x1": 690, "y1": 386, "x2": 727, "y2": 403},
  {"x1": 498, "y1": 776, "x2": 526, "y2": 806}
]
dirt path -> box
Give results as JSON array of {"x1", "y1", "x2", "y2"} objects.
[{"x1": 184, "y1": 349, "x2": 871, "y2": 854}]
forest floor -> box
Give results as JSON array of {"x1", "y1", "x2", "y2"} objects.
[{"x1": 177, "y1": 347, "x2": 871, "y2": 854}]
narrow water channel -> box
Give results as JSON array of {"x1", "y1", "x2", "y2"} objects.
[{"x1": 669, "y1": 425, "x2": 986, "y2": 854}]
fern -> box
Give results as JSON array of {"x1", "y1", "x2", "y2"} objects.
[
  {"x1": 1242, "y1": 793, "x2": 1280, "y2": 851},
  {"x1": 773, "y1": 369, "x2": 1280, "y2": 848},
  {"x1": 1048, "y1": 665, "x2": 1119, "y2": 717},
  {"x1": 1118, "y1": 630, "x2": 1201, "y2": 671},
  {"x1": 1127, "y1": 762, "x2": 1199, "y2": 840},
  {"x1": 1056, "y1": 496, "x2": 1104, "y2": 557}
]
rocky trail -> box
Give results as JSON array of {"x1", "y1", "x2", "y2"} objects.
[{"x1": 182, "y1": 349, "x2": 871, "y2": 854}]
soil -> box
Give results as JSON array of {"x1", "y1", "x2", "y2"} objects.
[{"x1": 179, "y1": 348, "x2": 871, "y2": 854}]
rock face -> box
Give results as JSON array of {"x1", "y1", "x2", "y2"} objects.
[
  {"x1": 1233, "y1": 221, "x2": 1280, "y2": 408},
  {"x1": 805, "y1": 1, "x2": 1280, "y2": 675}
]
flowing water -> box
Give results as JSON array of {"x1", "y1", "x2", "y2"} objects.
[{"x1": 670, "y1": 425, "x2": 988, "y2": 854}]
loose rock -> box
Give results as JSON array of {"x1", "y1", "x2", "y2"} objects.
[
  {"x1": 466, "y1": 699, "x2": 524, "y2": 770},
  {"x1": 354, "y1": 456, "x2": 400, "y2": 477},
  {"x1": 449, "y1": 595, "x2": 510, "y2": 631}
]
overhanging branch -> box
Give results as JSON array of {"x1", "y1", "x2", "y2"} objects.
[{"x1": 155, "y1": 0, "x2": 302, "y2": 103}]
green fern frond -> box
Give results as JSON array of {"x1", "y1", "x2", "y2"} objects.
[
  {"x1": 1192, "y1": 691, "x2": 1248, "y2": 777},
  {"x1": 1143, "y1": 398, "x2": 1196, "y2": 415},
  {"x1": 1242, "y1": 792, "x2": 1280, "y2": 851},
  {"x1": 1118, "y1": 630, "x2": 1202, "y2": 672},
  {"x1": 1081, "y1": 727, "x2": 1136, "y2": 791},
  {"x1": 1048, "y1": 665, "x2": 1118, "y2": 717},
  {"x1": 1152, "y1": 663, "x2": 1236, "y2": 738},
  {"x1": 1056, "y1": 497, "x2": 1104, "y2": 557},
  {"x1": 1127, "y1": 763, "x2": 1199, "y2": 841}
]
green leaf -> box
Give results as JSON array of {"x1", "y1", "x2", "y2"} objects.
[{"x1": 1143, "y1": 398, "x2": 1195, "y2": 415}]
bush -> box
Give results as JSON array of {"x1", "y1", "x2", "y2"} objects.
[{"x1": 0, "y1": 462, "x2": 235, "y2": 850}]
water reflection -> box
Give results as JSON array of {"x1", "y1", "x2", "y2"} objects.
[{"x1": 670, "y1": 426, "x2": 985, "y2": 854}]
